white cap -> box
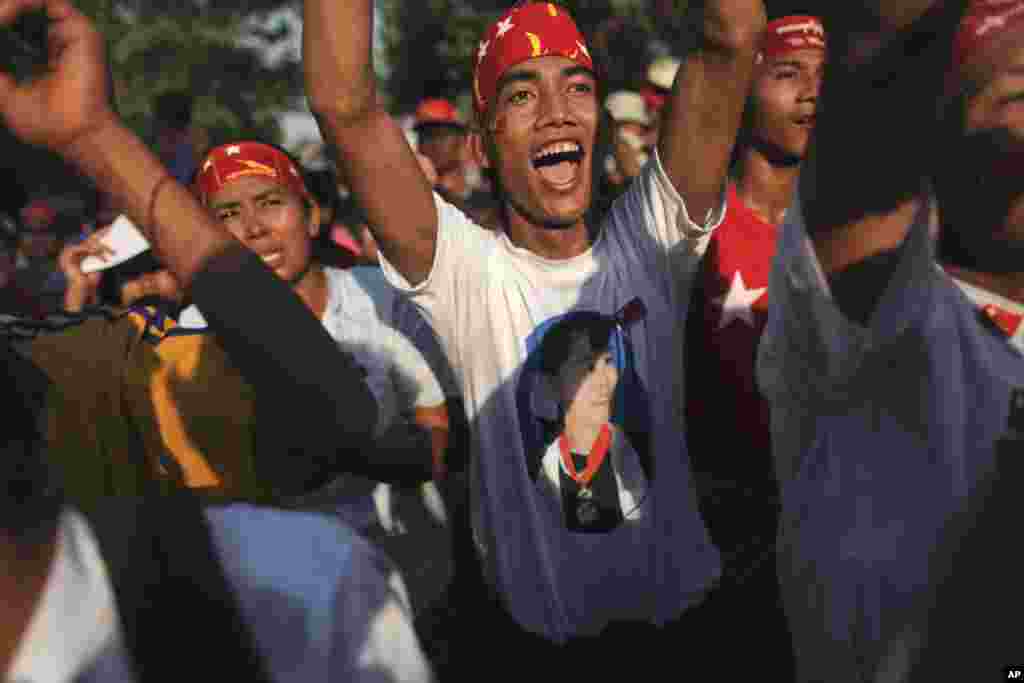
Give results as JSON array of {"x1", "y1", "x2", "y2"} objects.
[
  {"x1": 647, "y1": 56, "x2": 680, "y2": 91},
  {"x1": 604, "y1": 91, "x2": 650, "y2": 127}
]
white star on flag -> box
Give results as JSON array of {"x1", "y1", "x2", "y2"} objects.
[
  {"x1": 202, "y1": 159, "x2": 213, "y2": 172},
  {"x1": 496, "y1": 17, "x2": 514, "y2": 38},
  {"x1": 713, "y1": 270, "x2": 767, "y2": 330},
  {"x1": 225, "y1": 145, "x2": 241, "y2": 156},
  {"x1": 478, "y1": 40, "x2": 489, "y2": 61}
]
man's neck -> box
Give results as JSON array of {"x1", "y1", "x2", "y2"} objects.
[
  {"x1": 504, "y1": 207, "x2": 592, "y2": 260},
  {"x1": 293, "y1": 263, "x2": 330, "y2": 319},
  {"x1": 734, "y1": 149, "x2": 801, "y2": 226},
  {"x1": 564, "y1": 412, "x2": 607, "y2": 453},
  {"x1": 0, "y1": 533, "x2": 57, "y2": 677},
  {"x1": 942, "y1": 196, "x2": 1024, "y2": 306},
  {"x1": 946, "y1": 265, "x2": 1024, "y2": 307}
]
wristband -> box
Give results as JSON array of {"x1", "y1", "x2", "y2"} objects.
[{"x1": 146, "y1": 174, "x2": 174, "y2": 236}]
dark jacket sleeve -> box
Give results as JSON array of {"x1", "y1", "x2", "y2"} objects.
[
  {"x1": 188, "y1": 245, "x2": 444, "y2": 491},
  {"x1": 188, "y1": 245, "x2": 385, "y2": 493}
]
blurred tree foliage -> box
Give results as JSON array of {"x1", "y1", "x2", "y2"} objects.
[
  {"x1": 377, "y1": 0, "x2": 688, "y2": 116},
  {"x1": 77, "y1": 0, "x2": 304, "y2": 146},
  {"x1": 0, "y1": 0, "x2": 303, "y2": 210}
]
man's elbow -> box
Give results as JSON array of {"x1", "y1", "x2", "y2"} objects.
[{"x1": 308, "y1": 66, "x2": 380, "y2": 129}]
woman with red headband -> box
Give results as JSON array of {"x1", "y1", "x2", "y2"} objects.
[{"x1": 18, "y1": 140, "x2": 453, "y2": 538}]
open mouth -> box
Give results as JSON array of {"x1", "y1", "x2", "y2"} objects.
[
  {"x1": 532, "y1": 141, "x2": 584, "y2": 187},
  {"x1": 793, "y1": 115, "x2": 816, "y2": 128}
]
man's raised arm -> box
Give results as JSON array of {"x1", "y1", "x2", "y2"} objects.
[
  {"x1": 657, "y1": 0, "x2": 766, "y2": 221},
  {"x1": 304, "y1": 0, "x2": 437, "y2": 286},
  {"x1": 797, "y1": 1, "x2": 961, "y2": 321}
]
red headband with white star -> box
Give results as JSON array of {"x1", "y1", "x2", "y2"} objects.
[
  {"x1": 195, "y1": 142, "x2": 310, "y2": 204},
  {"x1": 953, "y1": 0, "x2": 1024, "y2": 73},
  {"x1": 473, "y1": 2, "x2": 594, "y2": 116},
  {"x1": 757, "y1": 15, "x2": 826, "y2": 64}
]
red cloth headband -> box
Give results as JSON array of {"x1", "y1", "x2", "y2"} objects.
[
  {"x1": 473, "y1": 2, "x2": 594, "y2": 116},
  {"x1": 758, "y1": 15, "x2": 826, "y2": 63},
  {"x1": 196, "y1": 142, "x2": 310, "y2": 204},
  {"x1": 953, "y1": 0, "x2": 1024, "y2": 73}
]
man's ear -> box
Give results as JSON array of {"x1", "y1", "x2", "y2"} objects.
[
  {"x1": 308, "y1": 202, "x2": 322, "y2": 238},
  {"x1": 469, "y1": 131, "x2": 492, "y2": 170}
]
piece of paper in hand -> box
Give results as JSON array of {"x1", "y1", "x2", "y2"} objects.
[{"x1": 80, "y1": 215, "x2": 151, "y2": 273}]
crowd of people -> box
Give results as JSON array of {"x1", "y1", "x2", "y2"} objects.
[{"x1": 0, "y1": 0, "x2": 1020, "y2": 680}]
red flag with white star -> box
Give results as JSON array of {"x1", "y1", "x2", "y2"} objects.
[{"x1": 686, "y1": 185, "x2": 777, "y2": 454}]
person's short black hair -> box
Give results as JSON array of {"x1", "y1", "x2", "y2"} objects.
[
  {"x1": 0, "y1": 342, "x2": 63, "y2": 545},
  {"x1": 0, "y1": 212, "x2": 18, "y2": 253},
  {"x1": 765, "y1": 3, "x2": 818, "y2": 21},
  {"x1": 98, "y1": 249, "x2": 166, "y2": 307},
  {"x1": 538, "y1": 312, "x2": 616, "y2": 378},
  {"x1": 305, "y1": 169, "x2": 340, "y2": 217},
  {"x1": 154, "y1": 91, "x2": 195, "y2": 130},
  {"x1": 415, "y1": 122, "x2": 467, "y2": 146},
  {"x1": 337, "y1": 193, "x2": 368, "y2": 228}
]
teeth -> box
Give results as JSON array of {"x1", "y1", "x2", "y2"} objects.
[
  {"x1": 533, "y1": 141, "x2": 581, "y2": 161},
  {"x1": 261, "y1": 252, "x2": 282, "y2": 265}
]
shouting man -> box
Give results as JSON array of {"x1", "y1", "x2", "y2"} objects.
[{"x1": 304, "y1": 0, "x2": 765, "y2": 674}]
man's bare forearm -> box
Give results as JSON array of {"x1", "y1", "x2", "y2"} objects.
[
  {"x1": 303, "y1": 0, "x2": 437, "y2": 285},
  {"x1": 303, "y1": 0, "x2": 376, "y2": 122},
  {"x1": 64, "y1": 117, "x2": 233, "y2": 287},
  {"x1": 794, "y1": 0, "x2": 966, "y2": 331},
  {"x1": 803, "y1": 1, "x2": 964, "y2": 262},
  {"x1": 865, "y1": 0, "x2": 946, "y2": 31},
  {"x1": 699, "y1": 0, "x2": 767, "y2": 56},
  {"x1": 658, "y1": 0, "x2": 765, "y2": 219}
]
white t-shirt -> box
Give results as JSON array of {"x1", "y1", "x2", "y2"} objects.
[
  {"x1": 320, "y1": 266, "x2": 446, "y2": 433},
  {"x1": 380, "y1": 150, "x2": 723, "y2": 641},
  {"x1": 300, "y1": 266, "x2": 447, "y2": 531}
]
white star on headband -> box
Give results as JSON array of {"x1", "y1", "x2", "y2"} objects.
[
  {"x1": 576, "y1": 40, "x2": 590, "y2": 60},
  {"x1": 478, "y1": 39, "x2": 489, "y2": 61},
  {"x1": 225, "y1": 145, "x2": 241, "y2": 156},
  {"x1": 496, "y1": 17, "x2": 514, "y2": 38},
  {"x1": 202, "y1": 159, "x2": 213, "y2": 172},
  {"x1": 976, "y1": 5, "x2": 1024, "y2": 36},
  {"x1": 777, "y1": 20, "x2": 824, "y2": 36}
]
